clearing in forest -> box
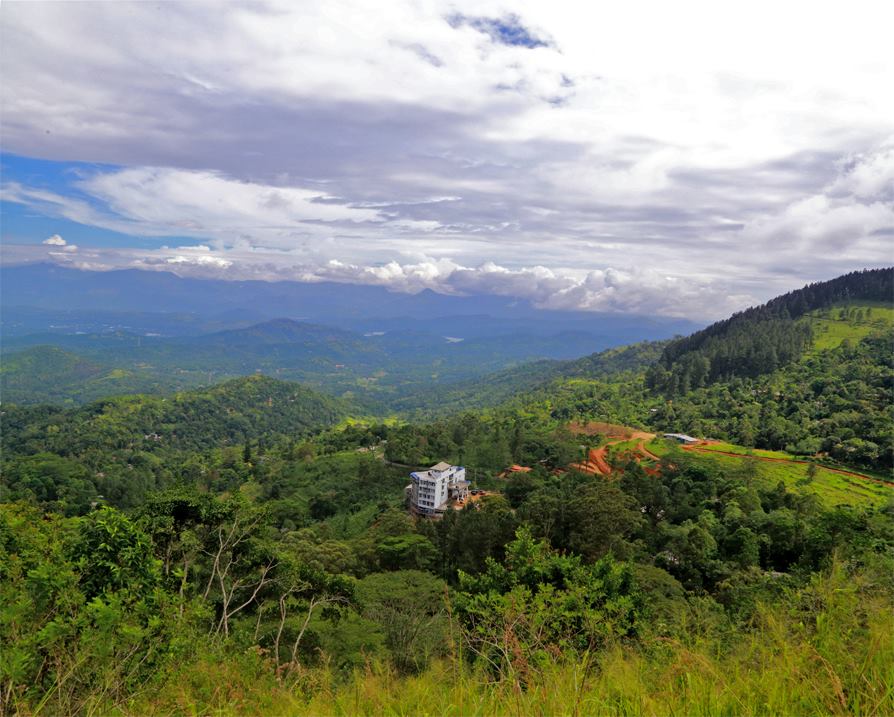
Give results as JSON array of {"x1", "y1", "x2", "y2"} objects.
[
  {"x1": 648, "y1": 438, "x2": 892, "y2": 509},
  {"x1": 569, "y1": 423, "x2": 655, "y2": 476},
  {"x1": 568, "y1": 421, "x2": 634, "y2": 439},
  {"x1": 802, "y1": 302, "x2": 894, "y2": 353},
  {"x1": 566, "y1": 426, "x2": 892, "y2": 507}
]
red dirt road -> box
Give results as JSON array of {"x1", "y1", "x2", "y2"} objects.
[
  {"x1": 566, "y1": 425, "x2": 891, "y2": 488},
  {"x1": 635, "y1": 440, "x2": 662, "y2": 462},
  {"x1": 571, "y1": 431, "x2": 655, "y2": 476},
  {"x1": 681, "y1": 445, "x2": 894, "y2": 487},
  {"x1": 572, "y1": 447, "x2": 612, "y2": 475}
]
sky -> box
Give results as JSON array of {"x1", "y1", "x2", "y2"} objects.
[{"x1": 1, "y1": 0, "x2": 892, "y2": 319}]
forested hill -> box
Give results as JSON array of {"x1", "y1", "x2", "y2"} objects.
[
  {"x1": 646, "y1": 268, "x2": 893, "y2": 394},
  {"x1": 2, "y1": 275, "x2": 893, "y2": 715},
  {"x1": 392, "y1": 340, "x2": 667, "y2": 415},
  {"x1": 394, "y1": 268, "x2": 894, "y2": 416},
  {"x1": 1, "y1": 375, "x2": 347, "y2": 458},
  {"x1": 423, "y1": 272, "x2": 893, "y2": 472}
]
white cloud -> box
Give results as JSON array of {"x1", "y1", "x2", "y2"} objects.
[
  {"x1": 740, "y1": 139, "x2": 894, "y2": 267},
  {"x1": 1, "y1": 1, "x2": 893, "y2": 318},
  {"x1": 164, "y1": 254, "x2": 232, "y2": 268},
  {"x1": 42, "y1": 234, "x2": 67, "y2": 246},
  {"x1": 829, "y1": 140, "x2": 894, "y2": 201},
  {"x1": 5, "y1": 242, "x2": 752, "y2": 319}
]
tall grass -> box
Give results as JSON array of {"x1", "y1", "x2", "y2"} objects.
[{"x1": 110, "y1": 557, "x2": 893, "y2": 717}]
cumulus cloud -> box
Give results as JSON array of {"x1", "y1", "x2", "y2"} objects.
[
  {"x1": 165, "y1": 255, "x2": 232, "y2": 268},
  {"x1": 39, "y1": 234, "x2": 79, "y2": 252},
  {"x1": 739, "y1": 138, "x2": 894, "y2": 270},
  {"x1": 1, "y1": 0, "x2": 892, "y2": 319},
  {"x1": 829, "y1": 140, "x2": 894, "y2": 201},
  {"x1": 5, "y1": 241, "x2": 752, "y2": 319}
]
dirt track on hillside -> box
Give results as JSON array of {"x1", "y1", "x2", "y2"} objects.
[
  {"x1": 571, "y1": 430, "x2": 655, "y2": 476},
  {"x1": 636, "y1": 440, "x2": 663, "y2": 462},
  {"x1": 567, "y1": 431, "x2": 891, "y2": 489},
  {"x1": 572, "y1": 448, "x2": 612, "y2": 475},
  {"x1": 681, "y1": 445, "x2": 894, "y2": 487}
]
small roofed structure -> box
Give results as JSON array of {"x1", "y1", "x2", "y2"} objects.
[
  {"x1": 498, "y1": 464, "x2": 532, "y2": 478},
  {"x1": 663, "y1": 433, "x2": 699, "y2": 444}
]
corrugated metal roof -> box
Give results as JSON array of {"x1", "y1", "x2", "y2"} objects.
[{"x1": 663, "y1": 433, "x2": 699, "y2": 443}]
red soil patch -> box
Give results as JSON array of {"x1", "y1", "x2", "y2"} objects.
[
  {"x1": 571, "y1": 446, "x2": 612, "y2": 476},
  {"x1": 569, "y1": 429, "x2": 657, "y2": 476},
  {"x1": 569, "y1": 421, "x2": 633, "y2": 439},
  {"x1": 498, "y1": 464, "x2": 533, "y2": 478}
]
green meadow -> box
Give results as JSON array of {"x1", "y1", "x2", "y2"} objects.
[
  {"x1": 803, "y1": 302, "x2": 894, "y2": 352},
  {"x1": 647, "y1": 439, "x2": 892, "y2": 509}
]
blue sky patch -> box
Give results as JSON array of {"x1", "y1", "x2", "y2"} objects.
[
  {"x1": 448, "y1": 13, "x2": 551, "y2": 49},
  {"x1": 1, "y1": 153, "x2": 202, "y2": 248}
]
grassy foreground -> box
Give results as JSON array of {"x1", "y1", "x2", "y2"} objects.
[{"x1": 102, "y1": 559, "x2": 893, "y2": 717}]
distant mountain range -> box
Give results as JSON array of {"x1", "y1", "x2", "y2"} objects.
[
  {"x1": 1, "y1": 263, "x2": 702, "y2": 406},
  {"x1": 3, "y1": 267, "x2": 891, "y2": 471},
  {"x1": 1, "y1": 263, "x2": 699, "y2": 339}
]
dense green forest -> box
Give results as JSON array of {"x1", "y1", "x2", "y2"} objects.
[
  {"x1": 1, "y1": 376, "x2": 347, "y2": 514},
  {"x1": 1, "y1": 269, "x2": 892, "y2": 715},
  {"x1": 0, "y1": 317, "x2": 673, "y2": 408},
  {"x1": 3, "y1": 434, "x2": 892, "y2": 714},
  {"x1": 647, "y1": 268, "x2": 892, "y2": 392}
]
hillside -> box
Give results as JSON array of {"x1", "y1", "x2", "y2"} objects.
[
  {"x1": 1, "y1": 317, "x2": 683, "y2": 407},
  {"x1": 2, "y1": 271, "x2": 893, "y2": 716},
  {"x1": 803, "y1": 301, "x2": 894, "y2": 352},
  {"x1": 0, "y1": 375, "x2": 348, "y2": 513},
  {"x1": 394, "y1": 269, "x2": 893, "y2": 419},
  {"x1": 0, "y1": 346, "x2": 107, "y2": 403},
  {"x1": 486, "y1": 305, "x2": 893, "y2": 474},
  {"x1": 2, "y1": 374, "x2": 347, "y2": 454},
  {"x1": 392, "y1": 340, "x2": 668, "y2": 415},
  {"x1": 644, "y1": 301, "x2": 894, "y2": 472},
  {"x1": 643, "y1": 437, "x2": 891, "y2": 509},
  {"x1": 646, "y1": 268, "x2": 893, "y2": 393},
  {"x1": 438, "y1": 271, "x2": 894, "y2": 474},
  {"x1": 0, "y1": 345, "x2": 204, "y2": 405}
]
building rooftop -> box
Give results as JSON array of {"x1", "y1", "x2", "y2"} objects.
[
  {"x1": 663, "y1": 433, "x2": 699, "y2": 443},
  {"x1": 430, "y1": 461, "x2": 452, "y2": 471}
]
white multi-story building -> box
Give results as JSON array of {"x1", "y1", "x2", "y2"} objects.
[{"x1": 407, "y1": 462, "x2": 469, "y2": 516}]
